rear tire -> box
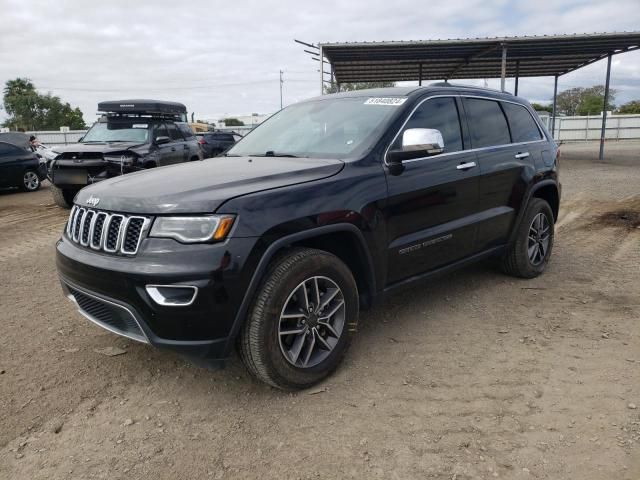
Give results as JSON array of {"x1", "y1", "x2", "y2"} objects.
[
  {"x1": 501, "y1": 198, "x2": 554, "y2": 278},
  {"x1": 51, "y1": 185, "x2": 77, "y2": 208},
  {"x1": 21, "y1": 170, "x2": 41, "y2": 192},
  {"x1": 238, "y1": 248, "x2": 359, "y2": 390}
]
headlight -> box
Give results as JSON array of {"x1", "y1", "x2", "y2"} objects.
[
  {"x1": 150, "y1": 215, "x2": 235, "y2": 243},
  {"x1": 104, "y1": 154, "x2": 137, "y2": 164}
]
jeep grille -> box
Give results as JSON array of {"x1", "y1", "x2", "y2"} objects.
[{"x1": 66, "y1": 206, "x2": 149, "y2": 255}]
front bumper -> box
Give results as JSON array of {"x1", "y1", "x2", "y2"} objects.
[
  {"x1": 56, "y1": 233, "x2": 259, "y2": 359},
  {"x1": 50, "y1": 159, "x2": 140, "y2": 187}
]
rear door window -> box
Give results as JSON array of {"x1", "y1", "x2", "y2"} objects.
[
  {"x1": 502, "y1": 102, "x2": 543, "y2": 143},
  {"x1": 165, "y1": 123, "x2": 183, "y2": 141},
  {"x1": 153, "y1": 124, "x2": 169, "y2": 141},
  {"x1": 0, "y1": 142, "x2": 24, "y2": 157},
  {"x1": 393, "y1": 96, "x2": 463, "y2": 153},
  {"x1": 178, "y1": 123, "x2": 195, "y2": 139},
  {"x1": 464, "y1": 98, "x2": 511, "y2": 148}
]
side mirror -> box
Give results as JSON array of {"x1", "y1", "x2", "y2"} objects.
[
  {"x1": 386, "y1": 128, "x2": 445, "y2": 172},
  {"x1": 155, "y1": 136, "x2": 171, "y2": 145}
]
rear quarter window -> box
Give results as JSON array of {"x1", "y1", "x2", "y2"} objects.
[
  {"x1": 178, "y1": 123, "x2": 196, "y2": 139},
  {"x1": 464, "y1": 98, "x2": 511, "y2": 148},
  {"x1": 502, "y1": 102, "x2": 543, "y2": 143}
]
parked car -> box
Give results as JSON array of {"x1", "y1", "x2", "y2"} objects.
[
  {"x1": 56, "y1": 85, "x2": 560, "y2": 389},
  {"x1": 48, "y1": 99, "x2": 200, "y2": 208},
  {"x1": 196, "y1": 131, "x2": 243, "y2": 158},
  {"x1": 0, "y1": 141, "x2": 46, "y2": 192}
]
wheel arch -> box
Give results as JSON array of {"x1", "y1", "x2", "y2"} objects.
[
  {"x1": 222, "y1": 224, "x2": 376, "y2": 356},
  {"x1": 509, "y1": 179, "x2": 560, "y2": 244}
]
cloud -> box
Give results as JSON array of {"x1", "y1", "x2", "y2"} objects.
[{"x1": 0, "y1": 0, "x2": 639, "y2": 125}]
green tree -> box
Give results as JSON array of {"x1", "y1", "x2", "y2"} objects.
[
  {"x1": 324, "y1": 81, "x2": 395, "y2": 94},
  {"x1": 556, "y1": 85, "x2": 616, "y2": 116},
  {"x1": 617, "y1": 100, "x2": 640, "y2": 114},
  {"x1": 2, "y1": 77, "x2": 86, "y2": 130},
  {"x1": 222, "y1": 118, "x2": 245, "y2": 126},
  {"x1": 531, "y1": 102, "x2": 553, "y2": 113}
]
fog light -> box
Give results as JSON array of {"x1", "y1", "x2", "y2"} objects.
[{"x1": 145, "y1": 285, "x2": 198, "y2": 307}]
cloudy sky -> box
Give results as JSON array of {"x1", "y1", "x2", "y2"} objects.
[{"x1": 1, "y1": 0, "x2": 639, "y2": 125}]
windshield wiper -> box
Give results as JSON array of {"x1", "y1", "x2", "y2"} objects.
[{"x1": 263, "y1": 151, "x2": 304, "y2": 158}]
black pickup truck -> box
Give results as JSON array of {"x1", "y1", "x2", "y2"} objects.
[
  {"x1": 56, "y1": 85, "x2": 560, "y2": 389},
  {"x1": 48, "y1": 100, "x2": 200, "y2": 208}
]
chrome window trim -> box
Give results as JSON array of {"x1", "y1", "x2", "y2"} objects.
[{"x1": 383, "y1": 93, "x2": 548, "y2": 167}]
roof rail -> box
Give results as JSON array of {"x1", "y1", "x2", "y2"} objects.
[{"x1": 428, "y1": 81, "x2": 513, "y2": 95}]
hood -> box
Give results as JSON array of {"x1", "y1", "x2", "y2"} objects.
[
  {"x1": 75, "y1": 156, "x2": 344, "y2": 214},
  {"x1": 53, "y1": 141, "x2": 145, "y2": 154}
]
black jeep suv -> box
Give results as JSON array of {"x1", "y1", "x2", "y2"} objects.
[
  {"x1": 48, "y1": 100, "x2": 200, "y2": 208},
  {"x1": 56, "y1": 85, "x2": 560, "y2": 389}
]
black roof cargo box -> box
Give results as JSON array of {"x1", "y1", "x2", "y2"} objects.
[{"x1": 98, "y1": 99, "x2": 187, "y2": 116}]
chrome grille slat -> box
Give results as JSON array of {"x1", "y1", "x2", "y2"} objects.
[
  {"x1": 80, "y1": 210, "x2": 95, "y2": 246},
  {"x1": 122, "y1": 217, "x2": 148, "y2": 254},
  {"x1": 90, "y1": 212, "x2": 108, "y2": 250},
  {"x1": 66, "y1": 206, "x2": 77, "y2": 237},
  {"x1": 66, "y1": 207, "x2": 148, "y2": 255},
  {"x1": 72, "y1": 208, "x2": 85, "y2": 242},
  {"x1": 104, "y1": 214, "x2": 124, "y2": 253}
]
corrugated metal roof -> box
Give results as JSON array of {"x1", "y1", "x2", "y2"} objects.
[{"x1": 319, "y1": 32, "x2": 640, "y2": 82}]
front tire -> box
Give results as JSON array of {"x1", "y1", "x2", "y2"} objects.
[
  {"x1": 51, "y1": 185, "x2": 77, "y2": 208},
  {"x1": 501, "y1": 198, "x2": 554, "y2": 278},
  {"x1": 21, "y1": 170, "x2": 41, "y2": 192},
  {"x1": 238, "y1": 248, "x2": 359, "y2": 390}
]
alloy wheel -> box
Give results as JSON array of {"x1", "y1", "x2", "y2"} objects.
[
  {"x1": 278, "y1": 276, "x2": 346, "y2": 368},
  {"x1": 23, "y1": 171, "x2": 39, "y2": 191},
  {"x1": 528, "y1": 212, "x2": 551, "y2": 266}
]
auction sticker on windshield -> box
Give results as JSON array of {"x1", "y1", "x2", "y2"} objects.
[{"x1": 364, "y1": 97, "x2": 407, "y2": 106}]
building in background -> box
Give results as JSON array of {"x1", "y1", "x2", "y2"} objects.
[{"x1": 208, "y1": 113, "x2": 272, "y2": 129}]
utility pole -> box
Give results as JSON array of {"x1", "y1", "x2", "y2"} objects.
[{"x1": 279, "y1": 70, "x2": 284, "y2": 110}]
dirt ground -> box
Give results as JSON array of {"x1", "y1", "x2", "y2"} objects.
[{"x1": 1, "y1": 141, "x2": 639, "y2": 480}]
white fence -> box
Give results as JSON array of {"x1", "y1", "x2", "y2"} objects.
[
  {"x1": 27, "y1": 130, "x2": 87, "y2": 145},
  {"x1": 26, "y1": 114, "x2": 640, "y2": 146},
  {"x1": 537, "y1": 114, "x2": 640, "y2": 142}
]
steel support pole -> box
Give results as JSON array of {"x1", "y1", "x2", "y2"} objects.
[
  {"x1": 319, "y1": 46, "x2": 324, "y2": 95},
  {"x1": 599, "y1": 53, "x2": 612, "y2": 161},
  {"x1": 551, "y1": 75, "x2": 558, "y2": 139},
  {"x1": 418, "y1": 63, "x2": 423, "y2": 86},
  {"x1": 500, "y1": 43, "x2": 507, "y2": 92},
  {"x1": 514, "y1": 60, "x2": 520, "y2": 96}
]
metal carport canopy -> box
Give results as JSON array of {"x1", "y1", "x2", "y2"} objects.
[
  {"x1": 320, "y1": 32, "x2": 640, "y2": 83},
  {"x1": 317, "y1": 32, "x2": 640, "y2": 160}
]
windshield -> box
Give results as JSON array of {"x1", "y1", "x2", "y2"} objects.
[
  {"x1": 227, "y1": 96, "x2": 403, "y2": 159},
  {"x1": 82, "y1": 121, "x2": 149, "y2": 143}
]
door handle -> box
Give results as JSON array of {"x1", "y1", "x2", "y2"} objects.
[
  {"x1": 514, "y1": 152, "x2": 530, "y2": 159},
  {"x1": 456, "y1": 161, "x2": 477, "y2": 170}
]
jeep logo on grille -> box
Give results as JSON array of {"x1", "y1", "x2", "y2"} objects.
[{"x1": 86, "y1": 195, "x2": 100, "y2": 207}]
